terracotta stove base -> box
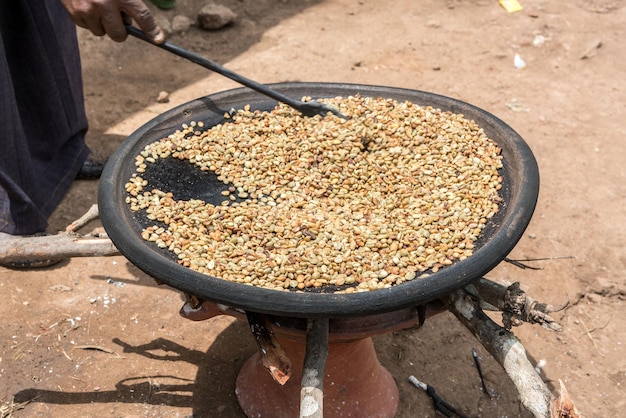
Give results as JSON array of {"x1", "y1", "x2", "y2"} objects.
[{"x1": 235, "y1": 334, "x2": 398, "y2": 418}]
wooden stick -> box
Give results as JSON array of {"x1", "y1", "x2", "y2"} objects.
[
  {"x1": 245, "y1": 311, "x2": 292, "y2": 385},
  {"x1": 0, "y1": 204, "x2": 120, "y2": 262},
  {"x1": 300, "y1": 318, "x2": 329, "y2": 418},
  {"x1": 448, "y1": 290, "x2": 552, "y2": 417},
  {"x1": 551, "y1": 380, "x2": 581, "y2": 418},
  {"x1": 447, "y1": 289, "x2": 582, "y2": 418},
  {"x1": 65, "y1": 204, "x2": 101, "y2": 232},
  {"x1": 0, "y1": 233, "x2": 119, "y2": 262},
  {"x1": 468, "y1": 279, "x2": 567, "y2": 332}
]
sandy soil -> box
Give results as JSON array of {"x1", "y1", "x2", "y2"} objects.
[{"x1": 1, "y1": 0, "x2": 625, "y2": 417}]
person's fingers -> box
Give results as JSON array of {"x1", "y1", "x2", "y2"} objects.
[
  {"x1": 121, "y1": 11, "x2": 132, "y2": 26},
  {"x1": 99, "y1": 6, "x2": 128, "y2": 42},
  {"x1": 62, "y1": 0, "x2": 162, "y2": 43},
  {"x1": 71, "y1": 16, "x2": 89, "y2": 31},
  {"x1": 122, "y1": 0, "x2": 165, "y2": 43},
  {"x1": 80, "y1": 12, "x2": 107, "y2": 37},
  {"x1": 61, "y1": 0, "x2": 107, "y2": 36}
]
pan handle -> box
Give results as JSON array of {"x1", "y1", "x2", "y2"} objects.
[{"x1": 125, "y1": 25, "x2": 345, "y2": 118}]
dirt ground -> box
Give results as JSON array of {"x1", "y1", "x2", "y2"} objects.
[{"x1": 1, "y1": 0, "x2": 625, "y2": 417}]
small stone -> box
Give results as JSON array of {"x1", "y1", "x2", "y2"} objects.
[
  {"x1": 197, "y1": 3, "x2": 237, "y2": 30},
  {"x1": 172, "y1": 15, "x2": 191, "y2": 34},
  {"x1": 157, "y1": 91, "x2": 170, "y2": 103}
]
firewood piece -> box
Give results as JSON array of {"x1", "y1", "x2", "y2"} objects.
[
  {"x1": 469, "y1": 279, "x2": 566, "y2": 331},
  {"x1": 300, "y1": 318, "x2": 329, "y2": 418},
  {"x1": 448, "y1": 289, "x2": 579, "y2": 418},
  {"x1": 245, "y1": 311, "x2": 292, "y2": 385},
  {"x1": 179, "y1": 295, "x2": 246, "y2": 322},
  {"x1": 0, "y1": 233, "x2": 119, "y2": 262},
  {"x1": 550, "y1": 379, "x2": 582, "y2": 418},
  {"x1": 0, "y1": 204, "x2": 120, "y2": 263},
  {"x1": 65, "y1": 204, "x2": 101, "y2": 232}
]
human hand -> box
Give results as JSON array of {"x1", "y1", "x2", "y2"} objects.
[{"x1": 60, "y1": 0, "x2": 165, "y2": 43}]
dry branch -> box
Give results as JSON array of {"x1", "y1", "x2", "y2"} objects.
[
  {"x1": 447, "y1": 289, "x2": 581, "y2": 418},
  {"x1": 179, "y1": 294, "x2": 246, "y2": 322},
  {"x1": 0, "y1": 204, "x2": 120, "y2": 263},
  {"x1": 0, "y1": 233, "x2": 119, "y2": 262},
  {"x1": 448, "y1": 289, "x2": 553, "y2": 417},
  {"x1": 467, "y1": 278, "x2": 567, "y2": 331},
  {"x1": 245, "y1": 311, "x2": 292, "y2": 385},
  {"x1": 65, "y1": 204, "x2": 101, "y2": 232},
  {"x1": 551, "y1": 380, "x2": 582, "y2": 418},
  {"x1": 300, "y1": 318, "x2": 329, "y2": 418}
]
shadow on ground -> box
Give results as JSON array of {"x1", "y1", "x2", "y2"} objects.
[{"x1": 14, "y1": 320, "x2": 255, "y2": 417}]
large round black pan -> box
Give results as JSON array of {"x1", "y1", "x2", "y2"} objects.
[{"x1": 98, "y1": 82, "x2": 539, "y2": 318}]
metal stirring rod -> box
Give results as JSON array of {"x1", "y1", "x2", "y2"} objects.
[{"x1": 125, "y1": 25, "x2": 346, "y2": 119}]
